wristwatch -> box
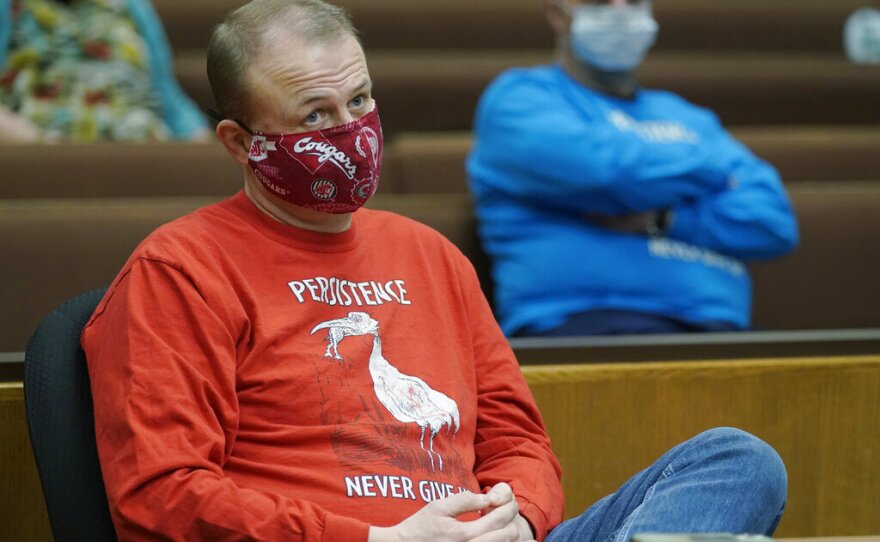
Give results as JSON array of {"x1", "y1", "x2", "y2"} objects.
[{"x1": 645, "y1": 209, "x2": 671, "y2": 237}]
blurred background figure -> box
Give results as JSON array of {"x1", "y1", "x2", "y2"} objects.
[
  {"x1": 0, "y1": 0, "x2": 207, "y2": 142},
  {"x1": 844, "y1": 2, "x2": 880, "y2": 64},
  {"x1": 467, "y1": 0, "x2": 799, "y2": 337}
]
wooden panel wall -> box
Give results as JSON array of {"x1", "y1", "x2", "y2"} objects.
[
  {"x1": 523, "y1": 356, "x2": 880, "y2": 537},
  {"x1": 2, "y1": 356, "x2": 878, "y2": 539},
  {"x1": 0, "y1": 383, "x2": 52, "y2": 541}
]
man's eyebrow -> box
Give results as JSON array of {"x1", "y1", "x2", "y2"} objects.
[
  {"x1": 352, "y1": 79, "x2": 372, "y2": 93},
  {"x1": 297, "y1": 80, "x2": 372, "y2": 108},
  {"x1": 299, "y1": 94, "x2": 331, "y2": 107}
]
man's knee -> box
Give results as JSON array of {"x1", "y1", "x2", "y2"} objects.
[{"x1": 693, "y1": 427, "x2": 787, "y2": 508}]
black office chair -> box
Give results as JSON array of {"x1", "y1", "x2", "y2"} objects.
[{"x1": 24, "y1": 288, "x2": 117, "y2": 542}]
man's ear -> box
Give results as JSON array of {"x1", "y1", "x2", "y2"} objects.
[
  {"x1": 216, "y1": 119, "x2": 251, "y2": 166},
  {"x1": 544, "y1": 0, "x2": 571, "y2": 37}
]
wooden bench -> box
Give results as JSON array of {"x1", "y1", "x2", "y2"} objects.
[
  {"x1": 0, "y1": 196, "x2": 217, "y2": 352},
  {"x1": 0, "y1": 141, "x2": 409, "y2": 199},
  {"x1": 525, "y1": 355, "x2": 880, "y2": 536},
  {"x1": 7, "y1": 327, "x2": 880, "y2": 381},
  {"x1": 750, "y1": 183, "x2": 880, "y2": 330},
  {"x1": 2, "y1": 127, "x2": 877, "y2": 200},
  {"x1": 173, "y1": 51, "x2": 880, "y2": 136},
  {"x1": 0, "y1": 194, "x2": 482, "y2": 351},
  {"x1": 383, "y1": 127, "x2": 880, "y2": 195},
  {"x1": 0, "y1": 142, "x2": 239, "y2": 199},
  {"x1": 3, "y1": 354, "x2": 878, "y2": 539},
  {"x1": 152, "y1": 0, "x2": 864, "y2": 53},
  {"x1": 2, "y1": 183, "x2": 879, "y2": 351}
]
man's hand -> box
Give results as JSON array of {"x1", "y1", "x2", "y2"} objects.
[
  {"x1": 482, "y1": 483, "x2": 536, "y2": 542},
  {"x1": 0, "y1": 106, "x2": 42, "y2": 143},
  {"x1": 367, "y1": 483, "x2": 524, "y2": 542},
  {"x1": 584, "y1": 211, "x2": 660, "y2": 236}
]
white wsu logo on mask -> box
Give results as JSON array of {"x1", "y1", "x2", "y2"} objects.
[
  {"x1": 249, "y1": 135, "x2": 277, "y2": 162},
  {"x1": 293, "y1": 137, "x2": 357, "y2": 179},
  {"x1": 356, "y1": 127, "x2": 380, "y2": 165}
]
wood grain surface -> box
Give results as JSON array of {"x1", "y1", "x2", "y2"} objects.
[{"x1": 2, "y1": 356, "x2": 878, "y2": 539}]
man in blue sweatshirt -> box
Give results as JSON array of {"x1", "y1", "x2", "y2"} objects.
[{"x1": 467, "y1": 0, "x2": 799, "y2": 337}]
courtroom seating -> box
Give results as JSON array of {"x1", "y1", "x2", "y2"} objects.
[
  {"x1": 508, "y1": 328, "x2": 880, "y2": 365},
  {"x1": 749, "y1": 183, "x2": 880, "y2": 330},
  {"x1": 0, "y1": 194, "x2": 480, "y2": 352},
  {"x1": 151, "y1": 0, "x2": 864, "y2": 54},
  {"x1": 0, "y1": 196, "x2": 214, "y2": 352},
  {"x1": 731, "y1": 127, "x2": 880, "y2": 184},
  {"x1": 0, "y1": 143, "x2": 240, "y2": 199},
  {"x1": 156, "y1": 1, "x2": 878, "y2": 137},
  {"x1": 173, "y1": 51, "x2": 880, "y2": 137},
  {"x1": 0, "y1": 143, "x2": 399, "y2": 199},
  {"x1": 0, "y1": 382, "x2": 52, "y2": 541},
  {"x1": 4, "y1": 355, "x2": 880, "y2": 539},
  {"x1": 0, "y1": 352, "x2": 25, "y2": 381},
  {"x1": 2, "y1": 126, "x2": 876, "y2": 200},
  {"x1": 6, "y1": 328, "x2": 880, "y2": 382},
  {"x1": 24, "y1": 289, "x2": 117, "y2": 542},
  {"x1": 2, "y1": 126, "x2": 877, "y2": 200},
  {"x1": 2, "y1": 184, "x2": 879, "y2": 351},
  {"x1": 382, "y1": 127, "x2": 880, "y2": 194},
  {"x1": 523, "y1": 355, "x2": 880, "y2": 536}
]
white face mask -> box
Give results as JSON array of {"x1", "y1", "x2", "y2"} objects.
[{"x1": 569, "y1": 2, "x2": 659, "y2": 72}]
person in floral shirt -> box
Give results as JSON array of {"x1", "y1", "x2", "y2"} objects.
[{"x1": 0, "y1": 0, "x2": 207, "y2": 141}]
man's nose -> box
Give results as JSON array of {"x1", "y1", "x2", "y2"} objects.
[{"x1": 337, "y1": 108, "x2": 355, "y2": 125}]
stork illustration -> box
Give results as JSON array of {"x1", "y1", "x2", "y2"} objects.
[
  {"x1": 310, "y1": 312, "x2": 460, "y2": 472},
  {"x1": 310, "y1": 311, "x2": 379, "y2": 360}
]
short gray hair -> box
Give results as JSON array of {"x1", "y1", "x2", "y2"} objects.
[{"x1": 207, "y1": 0, "x2": 358, "y2": 123}]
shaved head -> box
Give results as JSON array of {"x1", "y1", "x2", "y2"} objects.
[{"x1": 207, "y1": 0, "x2": 358, "y2": 124}]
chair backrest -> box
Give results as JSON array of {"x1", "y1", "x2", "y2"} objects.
[{"x1": 24, "y1": 288, "x2": 117, "y2": 542}]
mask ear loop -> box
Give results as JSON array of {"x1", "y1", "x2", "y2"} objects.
[{"x1": 206, "y1": 108, "x2": 254, "y2": 135}]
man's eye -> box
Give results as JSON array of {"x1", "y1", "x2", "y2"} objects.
[
  {"x1": 351, "y1": 96, "x2": 364, "y2": 107},
  {"x1": 306, "y1": 111, "x2": 321, "y2": 124}
]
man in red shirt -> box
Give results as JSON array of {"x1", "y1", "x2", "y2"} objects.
[{"x1": 83, "y1": 1, "x2": 786, "y2": 541}]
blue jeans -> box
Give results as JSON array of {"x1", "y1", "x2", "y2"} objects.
[{"x1": 545, "y1": 428, "x2": 787, "y2": 542}]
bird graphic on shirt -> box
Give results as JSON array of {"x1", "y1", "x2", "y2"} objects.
[
  {"x1": 311, "y1": 312, "x2": 460, "y2": 472},
  {"x1": 310, "y1": 311, "x2": 379, "y2": 360}
]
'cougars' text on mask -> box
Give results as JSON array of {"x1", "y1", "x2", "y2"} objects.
[
  {"x1": 569, "y1": 3, "x2": 658, "y2": 72},
  {"x1": 246, "y1": 106, "x2": 383, "y2": 214}
]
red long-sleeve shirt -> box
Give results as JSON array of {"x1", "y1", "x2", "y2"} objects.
[{"x1": 82, "y1": 191, "x2": 563, "y2": 541}]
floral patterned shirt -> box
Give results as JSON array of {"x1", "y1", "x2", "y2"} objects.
[{"x1": 1, "y1": 0, "x2": 179, "y2": 141}]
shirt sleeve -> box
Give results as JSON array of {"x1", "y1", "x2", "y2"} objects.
[
  {"x1": 467, "y1": 70, "x2": 730, "y2": 216},
  {"x1": 82, "y1": 258, "x2": 370, "y2": 542},
  {"x1": 458, "y1": 256, "x2": 565, "y2": 541},
  {"x1": 666, "y1": 132, "x2": 800, "y2": 261}
]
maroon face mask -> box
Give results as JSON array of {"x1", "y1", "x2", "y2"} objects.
[{"x1": 245, "y1": 106, "x2": 383, "y2": 214}]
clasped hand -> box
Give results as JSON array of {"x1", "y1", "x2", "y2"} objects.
[{"x1": 368, "y1": 482, "x2": 535, "y2": 542}]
